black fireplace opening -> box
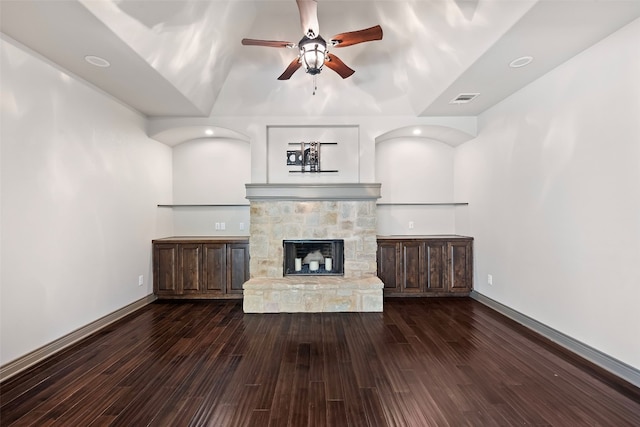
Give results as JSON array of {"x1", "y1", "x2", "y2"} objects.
[{"x1": 283, "y1": 239, "x2": 344, "y2": 276}]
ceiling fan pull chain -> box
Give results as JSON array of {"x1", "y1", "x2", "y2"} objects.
[{"x1": 313, "y1": 75, "x2": 317, "y2": 95}]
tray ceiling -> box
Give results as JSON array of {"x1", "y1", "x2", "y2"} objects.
[{"x1": 2, "y1": 0, "x2": 639, "y2": 118}]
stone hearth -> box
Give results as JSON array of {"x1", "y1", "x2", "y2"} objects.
[{"x1": 243, "y1": 183, "x2": 383, "y2": 313}]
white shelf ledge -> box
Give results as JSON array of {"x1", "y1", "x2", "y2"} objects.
[
  {"x1": 376, "y1": 202, "x2": 468, "y2": 206},
  {"x1": 157, "y1": 204, "x2": 249, "y2": 207}
]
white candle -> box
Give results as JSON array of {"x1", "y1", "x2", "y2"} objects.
[
  {"x1": 295, "y1": 258, "x2": 302, "y2": 271},
  {"x1": 325, "y1": 257, "x2": 332, "y2": 271},
  {"x1": 309, "y1": 261, "x2": 319, "y2": 271}
]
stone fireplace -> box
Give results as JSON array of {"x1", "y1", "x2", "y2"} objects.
[{"x1": 243, "y1": 183, "x2": 384, "y2": 313}]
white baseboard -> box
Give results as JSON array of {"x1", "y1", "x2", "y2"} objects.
[
  {"x1": 470, "y1": 290, "x2": 640, "y2": 389},
  {"x1": 0, "y1": 294, "x2": 157, "y2": 382}
]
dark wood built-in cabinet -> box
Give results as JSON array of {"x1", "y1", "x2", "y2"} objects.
[
  {"x1": 377, "y1": 236, "x2": 473, "y2": 296},
  {"x1": 153, "y1": 237, "x2": 249, "y2": 299},
  {"x1": 154, "y1": 235, "x2": 471, "y2": 299}
]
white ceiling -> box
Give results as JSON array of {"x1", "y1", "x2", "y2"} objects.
[{"x1": 2, "y1": 0, "x2": 639, "y2": 119}]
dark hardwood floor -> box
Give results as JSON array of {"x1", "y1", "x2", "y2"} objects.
[{"x1": 1, "y1": 298, "x2": 639, "y2": 426}]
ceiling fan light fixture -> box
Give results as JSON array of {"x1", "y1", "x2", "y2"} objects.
[
  {"x1": 241, "y1": 2, "x2": 381, "y2": 81},
  {"x1": 299, "y1": 36, "x2": 327, "y2": 75}
]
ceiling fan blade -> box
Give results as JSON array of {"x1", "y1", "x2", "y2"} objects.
[
  {"x1": 296, "y1": 0, "x2": 319, "y2": 38},
  {"x1": 324, "y1": 53, "x2": 355, "y2": 79},
  {"x1": 330, "y1": 25, "x2": 383, "y2": 48},
  {"x1": 241, "y1": 39, "x2": 294, "y2": 48},
  {"x1": 278, "y1": 58, "x2": 302, "y2": 80}
]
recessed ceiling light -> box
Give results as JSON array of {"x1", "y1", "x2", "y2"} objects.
[
  {"x1": 509, "y1": 56, "x2": 533, "y2": 68},
  {"x1": 84, "y1": 55, "x2": 110, "y2": 68},
  {"x1": 205, "y1": 129, "x2": 214, "y2": 136}
]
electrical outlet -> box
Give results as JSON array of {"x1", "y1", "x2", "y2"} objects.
[
  {"x1": 487, "y1": 274, "x2": 493, "y2": 285},
  {"x1": 215, "y1": 222, "x2": 220, "y2": 230},
  {"x1": 239, "y1": 222, "x2": 245, "y2": 231},
  {"x1": 138, "y1": 275, "x2": 144, "y2": 286},
  {"x1": 408, "y1": 221, "x2": 414, "y2": 229},
  {"x1": 220, "y1": 222, "x2": 226, "y2": 230}
]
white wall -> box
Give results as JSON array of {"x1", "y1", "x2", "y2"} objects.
[
  {"x1": 148, "y1": 116, "x2": 477, "y2": 183},
  {"x1": 171, "y1": 138, "x2": 250, "y2": 236},
  {"x1": 454, "y1": 18, "x2": 640, "y2": 369},
  {"x1": 0, "y1": 38, "x2": 173, "y2": 366},
  {"x1": 376, "y1": 137, "x2": 456, "y2": 235},
  {"x1": 158, "y1": 116, "x2": 475, "y2": 237}
]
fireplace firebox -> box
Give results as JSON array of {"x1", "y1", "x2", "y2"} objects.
[{"x1": 283, "y1": 240, "x2": 344, "y2": 276}]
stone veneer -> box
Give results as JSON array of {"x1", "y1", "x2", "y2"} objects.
[
  {"x1": 243, "y1": 276, "x2": 383, "y2": 313},
  {"x1": 243, "y1": 184, "x2": 383, "y2": 313}
]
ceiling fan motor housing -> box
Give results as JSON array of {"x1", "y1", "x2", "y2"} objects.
[{"x1": 299, "y1": 35, "x2": 327, "y2": 75}]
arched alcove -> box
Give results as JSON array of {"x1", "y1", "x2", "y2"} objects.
[
  {"x1": 147, "y1": 118, "x2": 251, "y2": 147},
  {"x1": 170, "y1": 137, "x2": 251, "y2": 235},
  {"x1": 173, "y1": 138, "x2": 250, "y2": 204},
  {"x1": 374, "y1": 125, "x2": 472, "y2": 235},
  {"x1": 374, "y1": 124, "x2": 469, "y2": 202},
  {"x1": 375, "y1": 124, "x2": 474, "y2": 147}
]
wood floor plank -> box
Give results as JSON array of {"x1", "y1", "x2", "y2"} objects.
[
  {"x1": 400, "y1": 368, "x2": 450, "y2": 425},
  {"x1": 156, "y1": 321, "x2": 245, "y2": 424},
  {"x1": 335, "y1": 362, "x2": 370, "y2": 427},
  {"x1": 359, "y1": 387, "x2": 389, "y2": 427},
  {"x1": 247, "y1": 409, "x2": 271, "y2": 427},
  {"x1": 308, "y1": 381, "x2": 327, "y2": 427},
  {"x1": 266, "y1": 315, "x2": 299, "y2": 427},
  {"x1": 289, "y1": 342, "x2": 311, "y2": 427},
  {"x1": 326, "y1": 399, "x2": 349, "y2": 427},
  {"x1": 1, "y1": 298, "x2": 639, "y2": 427},
  {"x1": 321, "y1": 315, "x2": 344, "y2": 401},
  {"x1": 187, "y1": 354, "x2": 243, "y2": 426},
  {"x1": 252, "y1": 317, "x2": 289, "y2": 411},
  {"x1": 341, "y1": 315, "x2": 380, "y2": 389},
  {"x1": 308, "y1": 316, "x2": 325, "y2": 383}
]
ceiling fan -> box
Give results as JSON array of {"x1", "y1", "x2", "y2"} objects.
[{"x1": 241, "y1": 0, "x2": 383, "y2": 81}]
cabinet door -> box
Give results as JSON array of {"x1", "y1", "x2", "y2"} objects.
[
  {"x1": 425, "y1": 242, "x2": 446, "y2": 292},
  {"x1": 447, "y1": 240, "x2": 473, "y2": 292},
  {"x1": 154, "y1": 243, "x2": 179, "y2": 295},
  {"x1": 179, "y1": 244, "x2": 202, "y2": 294},
  {"x1": 227, "y1": 243, "x2": 249, "y2": 294},
  {"x1": 377, "y1": 241, "x2": 399, "y2": 292},
  {"x1": 203, "y1": 243, "x2": 227, "y2": 293},
  {"x1": 401, "y1": 241, "x2": 423, "y2": 293}
]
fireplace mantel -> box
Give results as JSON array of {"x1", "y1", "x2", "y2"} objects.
[{"x1": 245, "y1": 183, "x2": 381, "y2": 201}]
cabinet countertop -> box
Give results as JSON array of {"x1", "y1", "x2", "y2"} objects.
[
  {"x1": 153, "y1": 236, "x2": 250, "y2": 243},
  {"x1": 154, "y1": 235, "x2": 472, "y2": 243},
  {"x1": 377, "y1": 235, "x2": 473, "y2": 240}
]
